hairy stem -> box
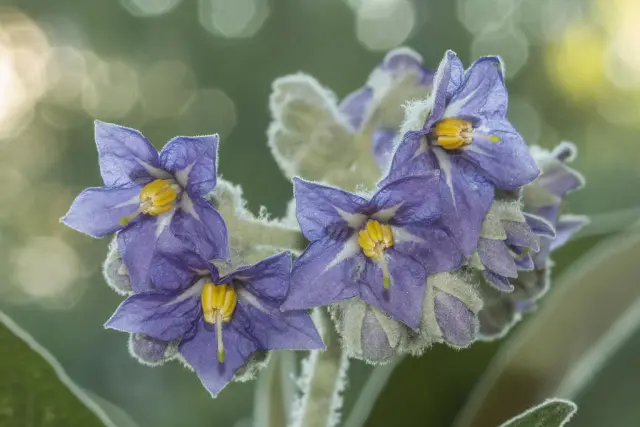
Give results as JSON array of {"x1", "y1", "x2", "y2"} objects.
[
  {"x1": 237, "y1": 219, "x2": 307, "y2": 253},
  {"x1": 290, "y1": 309, "x2": 349, "y2": 427}
]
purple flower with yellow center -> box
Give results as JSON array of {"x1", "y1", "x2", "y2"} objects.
[
  {"x1": 105, "y1": 250, "x2": 323, "y2": 397},
  {"x1": 383, "y1": 51, "x2": 539, "y2": 256},
  {"x1": 62, "y1": 121, "x2": 229, "y2": 291},
  {"x1": 282, "y1": 173, "x2": 462, "y2": 328}
]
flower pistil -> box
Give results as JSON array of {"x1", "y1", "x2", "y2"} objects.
[{"x1": 201, "y1": 283, "x2": 238, "y2": 363}]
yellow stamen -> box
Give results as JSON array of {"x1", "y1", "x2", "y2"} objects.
[
  {"x1": 139, "y1": 179, "x2": 179, "y2": 215},
  {"x1": 432, "y1": 118, "x2": 500, "y2": 150},
  {"x1": 358, "y1": 220, "x2": 394, "y2": 288},
  {"x1": 119, "y1": 179, "x2": 180, "y2": 226},
  {"x1": 201, "y1": 283, "x2": 237, "y2": 364}
]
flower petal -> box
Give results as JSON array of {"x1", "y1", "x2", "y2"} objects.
[
  {"x1": 463, "y1": 118, "x2": 539, "y2": 190},
  {"x1": 423, "y1": 50, "x2": 465, "y2": 131},
  {"x1": 437, "y1": 153, "x2": 495, "y2": 256},
  {"x1": 482, "y1": 270, "x2": 514, "y2": 292},
  {"x1": 393, "y1": 224, "x2": 463, "y2": 274},
  {"x1": 434, "y1": 290, "x2": 477, "y2": 347},
  {"x1": 443, "y1": 56, "x2": 507, "y2": 120},
  {"x1": 118, "y1": 215, "x2": 173, "y2": 292},
  {"x1": 359, "y1": 249, "x2": 427, "y2": 328},
  {"x1": 523, "y1": 212, "x2": 556, "y2": 238},
  {"x1": 235, "y1": 302, "x2": 324, "y2": 350},
  {"x1": 293, "y1": 177, "x2": 368, "y2": 241},
  {"x1": 158, "y1": 135, "x2": 218, "y2": 196},
  {"x1": 372, "y1": 128, "x2": 397, "y2": 168},
  {"x1": 61, "y1": 185, "x2": 140, "y2": 238},
  {"x1": 105, "y1": 290, "x2": 200, "y2": 341},
  {"x1": 150, "y1": 237, "x2": 211, "y2": 291},
  {"x1": 503, "y1": 220, "x2": 540, "y2": 252},
  {"x1": 550, "y1": 215, "x2": 588, "y2": 251},
  {"x1": 178, "y1": 317, "x2": 258, "y2": 397},
  {"x1": 282, "y1": 237, "x2": 360, "y2": 311},
  {"x1": 224, "y1": 252, "x2": 291, "y2": 304},
  {"x1": 370, "y1": 173, "x2": 441, "y2": 225},
  {"x1": 477, "y1": 238, "x2": 518, "y2": 278},
  {"x1": 94, "y1": 121, "x2": 167, "y2": 187},
  {"x1": 171, "y1": 194, "x2": 230, "y2": 261},
  {"x1": 537, "y1": 162, "x2": 584, "y2": 198},
  {"x1": 380, "y1": 132, "x2": 431, "y2": 185},
  {"x1": 339, "y1": 86, "x2": 373, "y2": 131}
]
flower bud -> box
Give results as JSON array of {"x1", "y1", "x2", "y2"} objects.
[{"x1": 102, "y1": 237, "x2": 132, "y2": 295}]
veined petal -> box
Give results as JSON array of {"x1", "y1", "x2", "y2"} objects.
[
  {"x1": 282, "y1": 237, "x2": 360, "y2": 311},
  {"x1": 392, "y1": 224, "x2": 463, "y2": 273},
  {"x1": 462, "y1": 118, "x2": 539, "y2": 190},
  {"x1": 223, "y1": 252, "x2": 291, "y2": 304},
  {"x1": 370, "y1": 173, "x2": 441, "y2": 225},
  {"x1": 118, "y1": 215, "x2": 173, "y2": 292},
  {"x1": 171, "y1": 194, "x2": 230, "y2": 261},
  {"x1": 235, "y1": 302, "x2": 324, "y2": 350},
  {"x1": 105, "y1": 289, "x2": 200, "y2": 341},
  {"x1": 293, "y1": 177, "x2": 368, "y2": 241},
  {"x1": 178, "y1": 317, "x2": 258, "y2": 397},
  {"x1": 150, "y1": 237, "x2": 211, "y2": 291},
  {"x1": 436, "y1": 153, "x2": 495, "y2": 256},
  {"x1": 158, "y1": 135, "x2": 218, "y2": 196},
  {"x1": 380, "y1": 132, "x2": 433, "y2": 186},
  {"x1": 94, "y1": 121, "x2": 167, "y2": 187},
  {"x1": 442, "y1": 56, "x2": 507, "y2": 120},
  {"x1": 359, "y1": 249, "x2": 427, "y2": 328},
  {"x1": 61, "y1": 185, "x2": 140, "y2": 238}
]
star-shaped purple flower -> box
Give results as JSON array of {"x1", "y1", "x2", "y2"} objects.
[
  {"x1": 105, "y1": 250, "x2": 324, "y2": 397},
  {"x1": 282, "y1": 173, "x2": 463, "y2": 328},
  {"x1": 383, "y1": 51, "x2": 539, "y2": 256},
  {"x1": 62, "y1": 121, "x2": 229, "y2": 291}
]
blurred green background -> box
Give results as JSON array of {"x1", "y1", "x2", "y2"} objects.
[{"x1": 0, "y1": 0, "x2": 639, "y2": 426}]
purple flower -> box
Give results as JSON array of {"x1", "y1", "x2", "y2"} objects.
[
  {"x1": 105, "y1": 251, "x2": 323, "y2": 397},
  {"x1": 282, "y1": 173, "x2": 462, "y2": 329},
  {"x1": 62, "y1": 121, "x2": 229, "y2": 291},
  {"x1": 383, "y1": 51, "x2": 539, "y2": 256}
]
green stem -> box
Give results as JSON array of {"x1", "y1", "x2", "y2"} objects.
[{"x1": 291, "y1": 309, "x2": 349, "y2": 427}]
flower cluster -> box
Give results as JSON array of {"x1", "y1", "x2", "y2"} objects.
[
  {"x1": 63, "y1": 122, "x2": 323, "y2": 396},
  {"x1": 63, "y1": 47, "x2": 587, "y2": 395}
]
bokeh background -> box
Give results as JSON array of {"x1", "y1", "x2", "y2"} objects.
[{"x1": 0, "y1": 0, "x2": 639, "y2": 426}]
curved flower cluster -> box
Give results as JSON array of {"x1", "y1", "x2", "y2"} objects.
[
  {"x1": 63, "y1": 47, "x2": 587, "y2": 395},
  {"x1": 62, "y1": 122, "x2": 323, "y2": 396}
]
